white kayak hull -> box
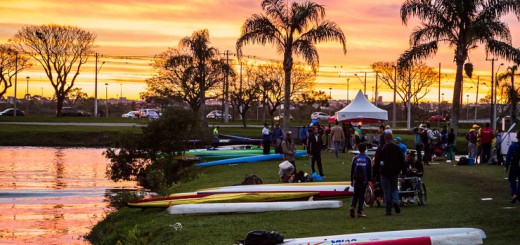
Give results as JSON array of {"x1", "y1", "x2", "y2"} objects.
[
  {"x1": 166, "y1": 200, "x2": 342, "y2": 215},
  {"x1": 281, "y1": 228, "x2": 486, "y2": 245}
]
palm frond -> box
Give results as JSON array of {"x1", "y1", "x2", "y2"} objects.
[
  {"x1": 261, "y1": 0, "x2": 288, "y2": 27},
  {"x1": 291, "y1": 1, "x2": 325, "y2": 33},
  {"x1": 236, "y1": 14, "x2": 283, "y2": 58},
  {"x1": 293, "y1": 39, "x2": 319, "y2": 72},
  {"x1": 477, "y1": 0, "x2": 520, "y2": 23},
  {"x1": 486, "y1": 39, "x2": 520, "y2": 64},
  {"x1": 299, "y1": 21, "x2": 346, "y2": 54},
  {"x1": 398, "y1": 41, "x2": 438, "y2": 68},
  {"x1": 401, "y1": 0, "x2": 439, "y2": 25},
  {"x1": 473, "y1": 19, "x2": 512, "y2": 44}
]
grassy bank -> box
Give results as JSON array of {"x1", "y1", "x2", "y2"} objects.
[{"x1": 86, "y1": 150, "x2": 518, "y2": 245}]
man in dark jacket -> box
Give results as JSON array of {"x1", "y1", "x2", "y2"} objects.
[
  {"x1": 373, "y1": 133, "x2": 407, "y2": 215},
  {"x1": 505, "y1": 131, "x2": 520, "y2": 203},
  {"x1": 308, "y1": 126, "x2": 324, "y2": 177}
]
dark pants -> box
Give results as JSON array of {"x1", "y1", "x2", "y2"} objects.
[
  {"x1": 310, "y1": 152, "x2": 323, "y2": 176},
  {"x1": 351, "y1": 181, "x2": 367, "y2": 214},
  {"x1": 381, "y1": 175, "x2": 399, "y2": 215},
  {"x1": 508, "y1": 166, "x2": 520, "y2": 196},
  {"x1": 481, "y1": 142, "x2": 492, "y2": 164},
  {"x1": 262, "y1": 141, "x2": 270, "y2": 154},
  {"x1": 416, "y1": 144, "x2": 423, "y2": 162}
]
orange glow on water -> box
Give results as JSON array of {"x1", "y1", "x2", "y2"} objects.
[{"x1": 0, "y1": 147, "x2": 137, "y2": 244}]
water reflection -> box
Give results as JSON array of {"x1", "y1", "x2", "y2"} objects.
[{"x1": 0, "y1": 147, "x2": 137, "y2": 244}]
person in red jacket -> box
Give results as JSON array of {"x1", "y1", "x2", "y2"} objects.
[{"x1": 480, "y1": 122, "x2": 495, "y2": 164}]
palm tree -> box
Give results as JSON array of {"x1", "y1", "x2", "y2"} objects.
[
  {"x1": 173, "y1": 29, "x2": 219, "y2": 126},
  {"x1": 236, "y1": 0, "x2": 346, "y2": 131},
  {"x1": 498, "y1": 65, "x2": 520, "y2": 122},
  {"x1": 398, "y1": 0, "x2": 520, "y2": 134}
]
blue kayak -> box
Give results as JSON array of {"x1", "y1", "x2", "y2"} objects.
[{"x1": 195, "y1": 151, "x2": 307, "y2": 167}]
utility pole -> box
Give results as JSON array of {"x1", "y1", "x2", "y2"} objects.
[
  {"x1": 13, "y1": 52, "x2": 18, "y2": 116},
  {"x1": 407, "y1": 68, "x2": 411, "y2": 130},
  {"x1": 486, "y1": 57, "x2": 496, "y2": 129},
  {"x1": 224, "y1": 50, "x2": 229, "y2": 123},
  {"x1": 475, "y1": 76, "x2": 480, "y2": 122},
  {"x1": 94, "y1": 53, "x2": 99, "y2": 117},
  {"x1": 438, "y1": 62, "x2": 441, "y2": 128},
  {"x1": 393, "y1": 65, "x2": 397, "y2": 128},
  {"x1": 364, "y1": 72, "x2": 367, "y2": 97},
  {"x1": 375, "y1": 71, "x2": 378, "y2": 106}
]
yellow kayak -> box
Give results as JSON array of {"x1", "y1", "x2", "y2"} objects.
[{"x1": 128, "y1": 192, "x2": 318, "y2": 208}]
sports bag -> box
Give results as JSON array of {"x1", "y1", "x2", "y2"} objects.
[{"x1": 238, "y1": 230, "x2": 284, "y2": 245}]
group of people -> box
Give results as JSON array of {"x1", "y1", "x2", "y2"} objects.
[
  {"x1": 350, "y1": 129, "x2": 424, "y2": 217},
  {"x1": 466, "y1": 122, "x2": 503, "y2": 165}
]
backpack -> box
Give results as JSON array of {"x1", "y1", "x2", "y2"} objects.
[
  {"x1": 432, "y1": 130, "x2": 441, "y2": 144},
  {"x1": 238, "y1": 230, "x2": 284, "y2": 245},
  {"x1": 458, "y1": 156, "x2": 468, "y2": 165},
  {"x1": 240, "y1": 174, "x2": 263, "y2": 185},
  {"x1": 353, "y1": 156, "x2": 368, "y2": 181}
]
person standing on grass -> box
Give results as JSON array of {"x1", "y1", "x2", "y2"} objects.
[
  {"x1": 281, "y1": 131, "x2": 297, "y2": 172},
  {"x1": 300, "y1": 125, "x2": 308, "y2": 150},
  {"x1": 350, "y1": 143, "x2": 371, "y2": 218},
  {"x1": 262, "y1": 123, "x2": 271, "y2": 154},
  {"x1": 308, "y1": 126, "x2": 324, "y2": 177},
  {"x1": 330, "y1": 121, "x2": 345, "y2": 158},
  {"x1": 394, "y1": 136, "x2": 408, "y2": 157},
  {"x1": 373, "y1": 133, "x2": 407, "y2": 216},
  {"x1": 480, "y1": 122, "x2": 495, "y2": 164},
  {"x1": 466, "y1": 125, "x2": 479, "y2": 162},
  {"x1": 413, "y1": 127, "x2": 423, "y2": 162},
  {"x1": 446, "y1": 128, "x2": 456, "y2": 161},
  {"x1": 212, "y1": 126, "x2": 220, "y2": 148},
  {"x1": 272, "y1": 123, "x2": 284, "y2": 153},
  {"x1": 505, "y1": 131, "x2": 520, "y2": 204}
]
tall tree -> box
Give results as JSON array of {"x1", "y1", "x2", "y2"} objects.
[
  {"x1": 257, "y1": 63, "x2": 314, "y2": 125},
  {"x1": 229, "y1": 63, "x2": 261, "y2": 127},
  {"x1": 497, "y1": 65, "x2": 520, "y2": 122},
  {"x1": 372, "y1": 61, "x2": 438, "y2": 121},
  {"x1": 11, "y1": 24, "x2": 96, "y2": 116},
  {"x1": 237, "y1": 0, "x2": 346, "y2": 131},
  {"x1": 0, "y1": 44, "x2": 32, "y2": 99},
  {"x1": 173, "y1": 29, "x2": 221, "y2": 126},
  {"x1": 142, "y1": 45, "x2": 228, "y2": 112},
  {"x1": 398, "y1": 0, "x2": 520, "y2": 134},
  {"x1": 65, "y1": 87, "x2": 88, "y2": 107}
]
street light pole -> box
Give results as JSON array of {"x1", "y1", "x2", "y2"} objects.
[
  {"x1": 346, "y1": 78, "x2": 350, "y2": 104},
  {"x1": 94, "y1": 53, "x2": 106, "y2": 117},
  {"x1": 25, "y1": 76, "x2": 30, "y2": 116},
  {"x1": 438, "y1": 63, "x2": 441, "y2": 128},
  {"x1": 474, "y1": 76, "x2": 480, "y2": 122},
  {"x1": 13, "y1": 52, "x2": 18, "y2": 116},
  {"x1": 392, "y1": 65, "x2": 397, "y2": 128},
  {"x1": 466, "y1": 94, "x2": 470, "y2": 121},
  {"x1": 495, "y1": 63, "x2": 504, "y2": 128},
  {"x1": 407, "y1": 69, "x2": 411, "y2": 130},
  {"x1": 105, "y1": 83, "x2": 108, "y2": 118}
]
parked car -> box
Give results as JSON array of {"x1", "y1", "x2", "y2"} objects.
[
  {"x1": 61, "y1": 107, "x2": 91, "y2": 117},
  {"x1": 139, "y1": 109, "x2": 161, "y2": 119},
  {"x1": 0, "y1": 108, "x2": 25, "y2": 116},
  {"x1": 206, "y1": 110, "x2": 232, "y2": 119},
  {"x1": 429, "y1": 115, "x2": 446, "y2": 122},
  {"x1": 311, "y1": 112, "x2": 330, "y2": 120},
  {"x1": 274, "y1": 114, "x2": 294, "y2": 121},
  {"x1": 122, "y1": 111, "x2": 139, "y2": 118}
]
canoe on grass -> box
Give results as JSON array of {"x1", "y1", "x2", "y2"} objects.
[
  {"x1": 196, "y1": 183, "x2": 353, "y2": 198},
  {"x1": 166, "y1": 200, "x2": 342, "y2": 215},
  {"x1": 127, "y1": 192, "x2": 318, "y2": 208},
  {"x1": 194, "y1": 151, "x2": 307, "y2": 167},
  {"x1": 281, "y1": 228, "x2": 486, "y2": 245}
]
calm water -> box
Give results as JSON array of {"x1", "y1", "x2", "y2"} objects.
[{"x1": 0, "y1": 147, "x2": 137, "y2": 244}]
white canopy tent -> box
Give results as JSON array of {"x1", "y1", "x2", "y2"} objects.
[{"x1": 335, "y1": 90, "x2": 388, "y2": 123}]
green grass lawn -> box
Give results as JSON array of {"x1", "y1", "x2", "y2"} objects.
[{"x1": 86, "y1": 150, "x2": 519, "y2": 245}]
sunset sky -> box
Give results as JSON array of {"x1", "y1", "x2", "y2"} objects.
[{"x1": 1, "y1": 0, "x2": 519, "y2": 102}]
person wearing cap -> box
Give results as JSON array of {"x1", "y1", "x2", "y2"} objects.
[
  {"x1": 262, "y1": 122, "x2": 272, "y2": 154},
  {"x1": 281, "y1": 131, "x2": 297, "y2": 171},
  {"x1": 466, "y1": 124, "x2": 479, "y2": 161},
  {"x1": 395, "y1": 136, "x2": 408, "y2": 157},
  {"x1": 330, "y1": 120, "x2": 345, "y2": 158}
]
